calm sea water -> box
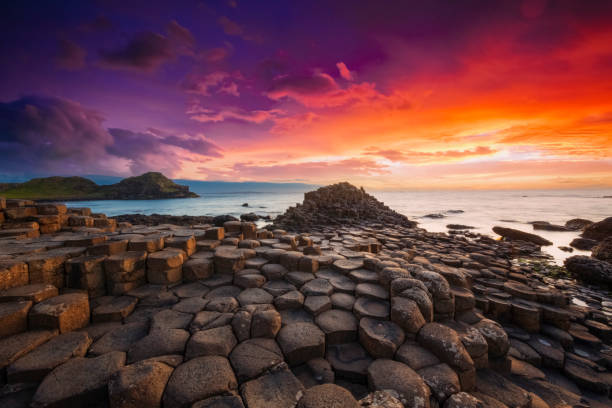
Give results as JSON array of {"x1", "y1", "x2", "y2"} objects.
[{"x1": 66, "y1": 188, "x2": 611, "y2": 264}]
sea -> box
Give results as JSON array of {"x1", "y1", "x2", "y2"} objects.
[{"x1": 65, "y1": 185, "x2": 612, "y2": 265}]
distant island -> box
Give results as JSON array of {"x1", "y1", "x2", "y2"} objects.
[{"x1": 0, "y1": 172, "x2": 199, "y2": 201}]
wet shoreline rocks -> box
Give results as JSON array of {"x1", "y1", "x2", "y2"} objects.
[{"x1": 0, "y1": 186, "x2": 611, "y2": 408}]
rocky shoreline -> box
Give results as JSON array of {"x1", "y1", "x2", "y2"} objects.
[{"x1": 0, "y1": 184, "x2": 611, "y2": 408}]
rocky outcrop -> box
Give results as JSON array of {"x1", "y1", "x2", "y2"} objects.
[
  {"x1": 565, "y1": 218, "x2": 593, "y2": 231},
  {"x1": 592, "y1": 237, "x2": 612, "y2": 262},
  {"x1": 582, "y1": 217, "x2": 612, "y2": 241},
  {"x1": 273, "y1": 182, "x2": 416, "y2": 230},
  {"x1": 492, "y1": 226, "x2": 552, "y2": 246},
  {"x1": 564, "y1": 255, "x2": 612, "y2": 286},
  {"x1": 0, "y1": 172, "x2": 198, "y2": 201}
]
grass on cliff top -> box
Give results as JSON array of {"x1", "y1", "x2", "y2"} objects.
[
  {"x1": 0, "y1": 172, "x2": 197, "y2": 200},
  {"x1": 0, "y1": 176, "x2": 105, "y2": 200}
]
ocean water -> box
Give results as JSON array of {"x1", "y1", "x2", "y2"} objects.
[{"x1": 66, "y1": 188, "x2": 611, "y2": 264}]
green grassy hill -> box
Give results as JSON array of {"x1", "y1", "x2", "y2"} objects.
[{"x1": 0, "y1": 172, "x2": 199, "y2": 201}]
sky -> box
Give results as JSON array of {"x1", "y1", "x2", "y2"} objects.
[{"x1": 1, "y1": 0, "x2": 611, "y2": 190}]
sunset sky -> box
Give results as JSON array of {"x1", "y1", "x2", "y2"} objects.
[{"x1": 1, "y1": 0, "x2": 611, "y2": 189}]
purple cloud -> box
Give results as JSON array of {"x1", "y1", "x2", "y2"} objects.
[
  {"x1": 0, "y1": 96, "x2": 222, "y2": 176},
  {"x1": 100, "y1": 20, "x2": 194, "y2": 71}
]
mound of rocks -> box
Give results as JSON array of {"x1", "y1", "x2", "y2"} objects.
[
  {"x1": 582, "y1": 217, "x2": 612, "y2": 241},
  {"x1": 564, "y1": 255, "x2": 612, "y2": 287},
  {"x1": 273, "y1": 182, "x2": 416, "y2": 230}
]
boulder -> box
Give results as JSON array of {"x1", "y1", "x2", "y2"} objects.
[
  {"x1": 581, "y1": 216, "x2": 612, "y2": 241},
  {"x1": 592, "y1": 236, "x2": 612, "y2": 262},
  {"x1": 492, "y1": 226, "x2": 552, "y2": 246},
  {"x1": 565, "y1": 218, "x2": 593, "y2": 231},
  {"x1": 569, "y1": 237, "x2": 598, "y2": 250},
  {"x1": 564, "y1": 255, "x2": 612, "y2": 286}
]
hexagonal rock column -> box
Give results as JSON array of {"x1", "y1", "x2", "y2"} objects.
[
  {"x1": 0, "y1": 260, "x2": 28, "y2": 290},
  {"x1": 214, "y1": 247, "x2": 247, "y2": 274},
  {"x1": 0, "y1": 300, "x2": 32, "y2": 338},
  {"x1": 240, "y1": 368, "x2": 305, "y2": 408},
  {"x1": 65, "y1": 255, "x2": 107, "y2": 298},
  {"x1": 108, "y1": 360, "x2": 174, "y2": 408},
  {"x1": 277, "y1": 322, "x2": 325, "y2": 366},
  {"x1": 104, "y1": 251, "x2": 147, "y2": 295},
  {"x1": 19, "y1": 252, "x2": 67, "y2": 289},
  {"x1": 6, "y1": 331, "x2": 92, "y2": 383},
  {"x1": 359, "y1": 317, "x2": 405, "y2": 358},
  {"x1": 0, "y1": 283, "x2": 58, "y2": 304},
  {"x1": 163, "y1": 356, "x2": 237, "y2": 408},
  {"x1": 165, "y1": 236, "x2": 196, "y2": 256},
  {"x1": 229, "y1": 338, "x2": 284, "y2": 382},
  {"x1": 183, "y1": 258, "x2": 213, "y2": 281},
  {"x1": 29, "y1": 293, "x2": 90, "y2": 333},
  {"x1": 297, "y1": 383, "x2": 359, "y2": 408},
  {"x1": 30, "y1": 351, "x2": 126, "y2": 408},
  {"x1": 146, "y1": 249, "x2": 184, "y2": 285},
  {"x1": 367, "y1": 359, "x2": 431, "y2": 408}
]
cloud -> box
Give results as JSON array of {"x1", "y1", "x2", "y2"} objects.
[
  {"x1": 336, "y1": 62, "x2": 353, "y2": 80},
  {"x1": 265, "y1": 70, "x2": 407, "y2": 108},
  {"x1": 188, "y1": 105, "x2": 283, "y2": 124},
  {"x1": 271, "y1": 112, "x2": 319, "y2": 134},
  {"x1": 364, "y1": 146, "x2": 498, "y2": 163},
  {"x1": 0, "y1": 95, "x2": 222, "y2": 176},
  {"x1": 218, "y1": 16, "x2": 243, "y2": 36},
  {"x1": 100, "y1": 20, "x2": 194, "y2": 71},
  {"x1": 55, "y1": 39, "x2": 86, "y2": 70},
  {"x1": 182, "y1": 71, "x2": 241, "y2": 96}
]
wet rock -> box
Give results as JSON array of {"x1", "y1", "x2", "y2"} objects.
[
  {"x1": 31, "y1": 351, "x2": 126, "y2": 408},
  {"x1": 163, "y1": 356, "x2": 237, "y2": 408},
  {"x1": 492, "y1": 226, "x2": 552, "y2": 246},
  {"x1": 565, "y1": 218, "x2": 593, "y2": 231},
  {"x1": 367, "y1": 359, "x2": 431, "y2": 408},
  {"x1": 297, "y1": 383, "x2": 359, "y2": 408},
  {"x1": 569, "y1": 237, "x2": 598, "y2": 250},
  {"x1": 108, "y1": 360, "x2": 173, "y2": 408},
  {"x1": 592, "y1": 236, "x2": 612, "y2": 262},
  {"x1": 581, "y1": 216, "x2": 612, "y2": 241},
  {"x1": 564, "y1": 255, "x2": 612, "y2": 286}
]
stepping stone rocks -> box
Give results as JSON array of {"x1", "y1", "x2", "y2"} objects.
[
  {"x1": 391, "y1": 297, "x2": 426, "y2": 335},
  {"x1": 367, "y1": 359, "x2": 431, "y2": 407},
  {"x1": 92, "y1": 296, "x2": 138, "y2": 323},
  {"x1": 29, "y1": 293, "x2": 90, "y2": 333},
  {"x1": 127, "y1": 329, "x2": 190, "y2": 364},
  {"x1": 0, "y1": 283, "x2": 58, "y2": 303},
  {"x1": 7, "y1": 331, "x2": 92, "y2": 383},
  {"x1": 182, "y1": 258, "x2": 213, "y2": 282},
  {"x1": 251, "y1": 309, "x2": 281, "y2": 338},
  {"x1": 163, "y1": 356, "x2": 237, "y2": 408},
  {"x1": 0, "y1": 260, "x2": 28, "y2": 290},
  {"x1": 215, "y1": 247, "x2": 247, "y2": 274},
  {"x1": 326, "y1": 342, "x2": 372, "y2": 381},
  {"x1": 30, "y1": 351, "x2": 126, "y2": 408},
  {"x1": 89, "y1": 322, "x2": 148, "y2": 356},
  {"x1": 240, "y1": 368, "x2": 305, "y2": 408},
  {"x1": 186, "y1": 325, "x2": 237, "y2": 359},
  {"x1": 277, "y1": 322, "x2": 325, "y2": 366},
  {"x1": 238, "y1": 287, "x2": 273, "y2": 306},
  {"x1": 108, "y1": 360, "x2": 174, "y2": 408},
  {"x1": 359, "y1": 317, "x2": 404, "y2": 358},
  {"x1": 0, "y1": 300, "x2": 31, "y2": 338},
  {"x1": 315, "y1": 309, "x2": 358, "y2": 345},
  {"x1": 229, "y1": 338, "x2": 284, "y2": 382},
  {"x1": 297, "y1": 383, "x2": 359, "y2": 408},
  {"x1": 353, "y1": 297, "x2": 389, "y2": 320},
  {"x1": 146, "y1": 250, "x2": 183, "y2": 285}
]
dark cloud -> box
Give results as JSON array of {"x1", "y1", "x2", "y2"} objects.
[
  {"x1": 267, "y1": 72, "x2": 337, "y2": 96},
  {"x1": 99, "y1": 20, "x2": 194, "y2": 71},
  {"x1": 78, "y1": 15, "x2": 113, "y2": 32},
  {"x1": 55, "y1": 39, "x2": 87, "y2": 70},
  {"x1": 0, "y1": 96, "x2": 222, "y2": 176},
  {"x1": 0, "y1": 95, "x2": 113, "y2": 174},
  {"x1": 218, "y1": 16, "x2": 243, "y2": 36}
]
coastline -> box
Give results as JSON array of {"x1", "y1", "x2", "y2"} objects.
[{"x1": 0, "y1": 186, "x2": 611, "y2": 407}]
